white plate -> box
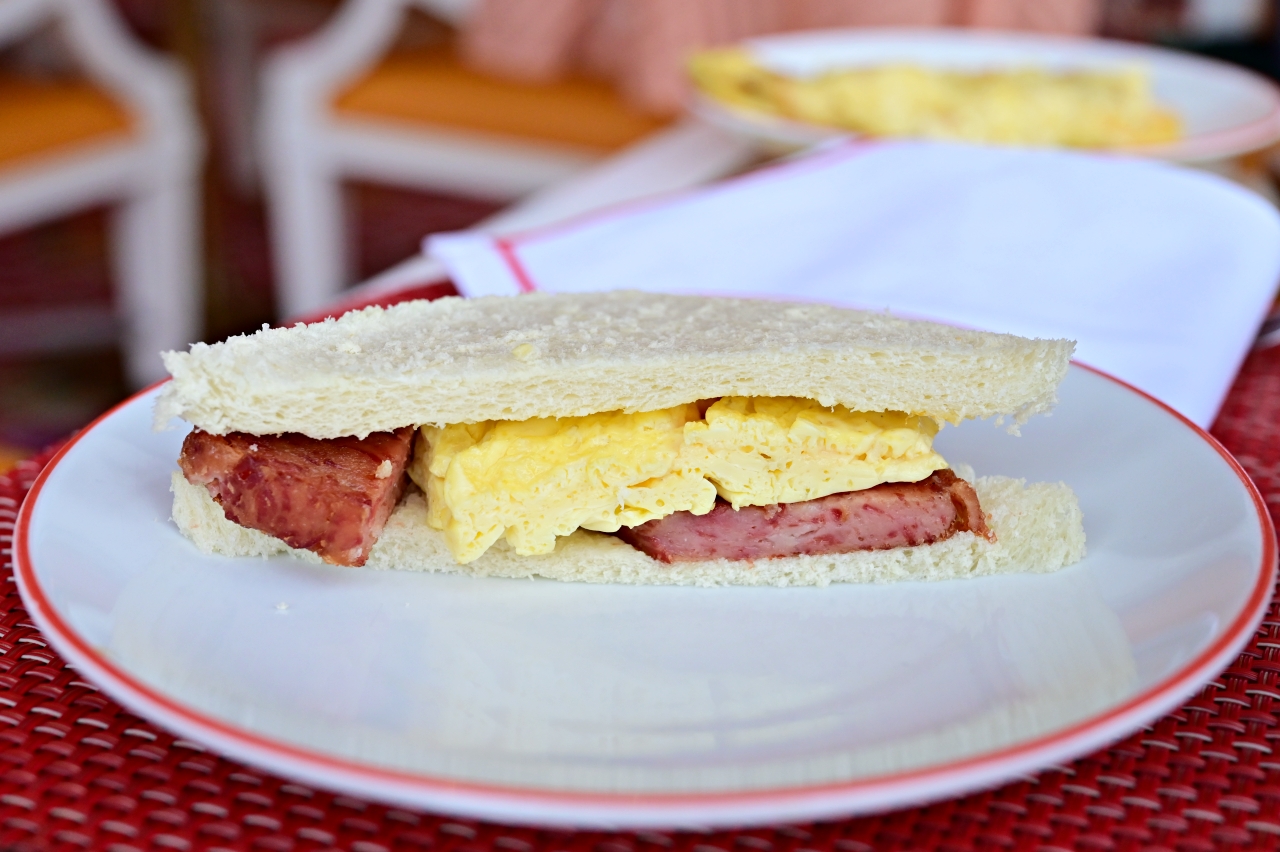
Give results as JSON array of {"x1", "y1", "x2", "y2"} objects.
[
  {"x1": 692, "y1": 28, "x2": 1280, "y2": 162},
  {"x1": 13, "y1": 365, "x2": 1275, "y2": 829}
]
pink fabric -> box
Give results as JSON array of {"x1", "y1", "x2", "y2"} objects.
[
  {"x1": 958, "y1": 0, "x2": 1101, "y2": 34},
  {"x1": 461, "y1": 0, "x2": 1104, "y2": 113},
  {"x1": 798, "y1": 0, "x2": 952, "y2": 28},
  {"x1": 618, "y1": 0, "x2": 791, "y2": 113},
  {"x1": 460, "y1": 0, "x2": 598, "y2": 81},
  {"x1": 576, "y1": 0, "x2": 632, "y2": 81}
]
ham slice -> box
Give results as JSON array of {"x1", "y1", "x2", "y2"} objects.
[
  {"x1": 615, "y1": 469, "x2": 992, "y2": 563},
  {"x1": 179, "y1": 426, "x2": 986, "y2": 568},
  {"x1": 178, "y1": 428, "x2": 414, "y2": 567}
]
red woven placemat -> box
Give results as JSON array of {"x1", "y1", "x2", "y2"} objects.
[{"x1": 5, "y1": 352, "x2": 1280, "y2": 852}]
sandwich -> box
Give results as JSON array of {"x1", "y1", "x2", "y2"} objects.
[{"x1": 158, "y1": 291, "x2": 1086, "y2": 586}]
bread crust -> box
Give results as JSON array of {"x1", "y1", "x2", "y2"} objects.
[
  {"x1": 171, "y1": 472, "x2": 1086, "y2": 586},
  {"x1": 156, "y1": 292, "x2": 1074, "y2": 439}
]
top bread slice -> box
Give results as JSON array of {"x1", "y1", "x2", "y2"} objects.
[{"x1": 156, "y1": 291, "x2": 1075, "y2": 439}]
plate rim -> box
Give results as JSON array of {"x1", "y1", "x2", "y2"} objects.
[
  {"x1": 691, "y1": 27, "x2": 1280, "y2": 163},
  {"x1": 12, "y1": 364, "x2": 1277, "y2": 828}
]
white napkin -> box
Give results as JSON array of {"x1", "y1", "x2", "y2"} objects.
[{"x1": 429, "y1": 140, "x2": 1280, "y2": 427}]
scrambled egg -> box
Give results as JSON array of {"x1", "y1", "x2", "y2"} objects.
[
  {"x1": 410, "y1": 397, "x2": 947, "y2": 563},
  {"x1": 689, "y1": 49, "x2": 1181, "y2": 148}
]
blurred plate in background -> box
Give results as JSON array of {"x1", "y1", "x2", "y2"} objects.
[{"x1": 692, "y1": 28, "x2": 1280, "y2": 163}]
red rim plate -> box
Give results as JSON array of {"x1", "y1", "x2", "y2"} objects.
[{"x1": 11, "y1": 364, "x2": 1277, "y2": 829}]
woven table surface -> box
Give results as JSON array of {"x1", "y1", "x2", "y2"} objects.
[{"x1": 4, "y1": 342, "x2": 1280, "y2": 852}]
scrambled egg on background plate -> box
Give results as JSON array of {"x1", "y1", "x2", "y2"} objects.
[
  {"x1": 410, "y1": 398, "x2": 946, "y2": 564},
  {"x1": 690, "y1": 48, "x2": 1181, "y2": 148}
]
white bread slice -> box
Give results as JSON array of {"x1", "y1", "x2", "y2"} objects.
[
  {"x1": 171, "y1": 472, "x2": 1085, "y2": 586},
  {"x1": 156, "y1": 292, "x2": 1073, "y2": 439}
]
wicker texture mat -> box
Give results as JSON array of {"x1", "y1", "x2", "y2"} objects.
[{"x1": 4, "y1": 347, "x2": 1280, "y2": 852}]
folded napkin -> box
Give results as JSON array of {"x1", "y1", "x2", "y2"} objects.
[{"x1": 429, "y1": 140, "x2": 1280, "y2": 427}]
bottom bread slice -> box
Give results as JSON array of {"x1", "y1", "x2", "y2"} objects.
[{"x1": 171, "y1": 472, "x2": 1086, "y2": 586}]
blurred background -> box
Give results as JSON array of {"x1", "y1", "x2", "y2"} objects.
[{"x1": 2, "y1": 0, "x2": 1279, "y2": 471}]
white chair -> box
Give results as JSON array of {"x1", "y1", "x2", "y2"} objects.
[
  {"x1": 320, "y1": 118, "x2": 762, "y2": 318},
  {"x1": 0, "y1": 0, "x2": 202, "y2": 387},
  {"x1": 258, "y1": 0, "x2": 670, "y2": 318}
]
